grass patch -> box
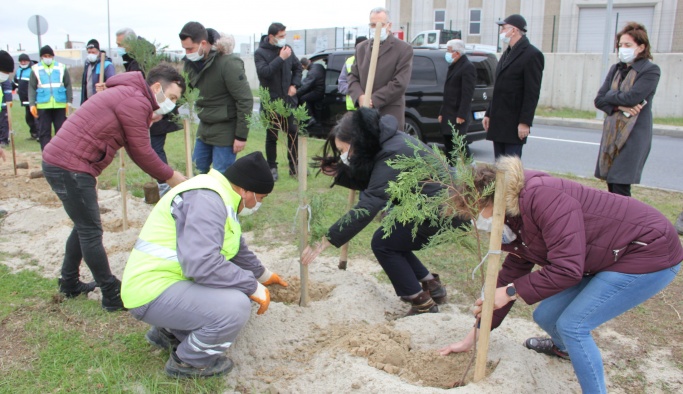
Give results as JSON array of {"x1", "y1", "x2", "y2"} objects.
[{"x1": 536, "y1": 106, "x2": 683, "y2": 127}]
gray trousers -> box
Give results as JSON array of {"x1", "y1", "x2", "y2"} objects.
[{"x1": 130, "y1": 280, "x2": 251, "y2": 367}]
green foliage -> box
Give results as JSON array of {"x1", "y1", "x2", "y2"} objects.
[
  {"x1": 248, "y1": 87, "x2": 311, "y2": 137},
  {"x1": 123, "y1": 36, "x2": 171, "y2": 75}
]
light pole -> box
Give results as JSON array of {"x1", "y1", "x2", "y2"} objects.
[{"x1": 107, "y1": 0, "x2": 112, "y2": 56}]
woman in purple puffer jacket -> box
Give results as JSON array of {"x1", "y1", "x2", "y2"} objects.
[{"x1": 440, "y1": 156, "x2": 682, "y2": 394}]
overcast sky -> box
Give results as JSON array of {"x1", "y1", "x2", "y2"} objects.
[{"x1": 2, "y1": 0, "x2": 387, "y2": 54}]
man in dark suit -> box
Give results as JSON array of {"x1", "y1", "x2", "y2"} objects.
[
  {"x1": 439, "y1": 39, "x2": 476, "y2": 162},
  {"x1": 348, "y1": 7, "x2": 413, "y2": 130},
  {"x1": 483, "y1": 14, "x2": 544, "y2": 159}
]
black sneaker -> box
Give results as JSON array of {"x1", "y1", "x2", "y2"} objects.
[
  {"x1": 165, "y1": 351, "x2": 234, "y2": 378},
  {"x1": 58, "y1": 278, "x2": 97, "y2": 298},
  {"x1": 145, "y1": 326, "x2": 181, "y2": 350},
  {"x1": 524, "y1": 337, "x2": 570, "y2": 360}
]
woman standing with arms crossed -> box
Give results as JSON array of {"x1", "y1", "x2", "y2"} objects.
[{"x1": 594, "y1": 22, "x2": 660, "y2": 197}]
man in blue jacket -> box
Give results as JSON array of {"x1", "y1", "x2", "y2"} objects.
[
  {"x1": 81, "y1": 39, "x2": 115, "y2": 104},
  {"x1": 13, "y1": 54, "x2": 38, "y2": 140}
]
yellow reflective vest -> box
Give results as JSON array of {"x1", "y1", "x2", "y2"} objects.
[
  {"x1": 121, "y1": 170, "x2": 242, "y2": 308},
  {"x1": 32, "y1": 61, "x2": 68, "y2": 109},
  {"x1": 345, "y1": 56, "x2": 357, "y2": 111}
]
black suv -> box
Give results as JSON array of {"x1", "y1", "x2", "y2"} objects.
[{"x1": 306, "y1": 48, "x2": 497, "y2": 144}]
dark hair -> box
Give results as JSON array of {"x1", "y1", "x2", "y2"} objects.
[
  {"x1": 311, "y1": 111, "x2": 356, "y2": 175},
  {"x1": 355, "y1": 36, "x2": 367, "y2": 47},
  {"x1": 179, "y1": 21, "x2": 208, "y2": 44},
  {"x1": 206, "y1": 28, "x2": 219, "y2": 45},
  {"x1": 146, "y1": 63, "x2": 187, "y2": 95},
  {"x1": 616, "y1": 22, "x2": 652, "y2": 61},
  {"x1": 268, "y1": 22, "x2": 286, "y2": 37},
  {"x1": 450, "y1": 164, "x2": 497, "y2": 217},
  {"x1": 300, "y1": 57, "x2": 310, "y2": 68}
]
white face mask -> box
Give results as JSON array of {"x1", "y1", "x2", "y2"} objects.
[
  {"x1": 42, "y1": 57, "x2": 53, "y2": 66},
  {"x1": 499, "y1": 32, "x2": 511, "y2": 45},
  {"x1": 475, "y1": 212, "x2": 517, "y2": 243},
  {"x1": 239, "y1": 192, "x2": 261, "y2": 216},
  {"x1": 185, "y1": 44, "x2": 204, "y2": 62},
  {"x1": 86, "y1": 53, "x2": 98, "y2": 63},
  {"x1": 275, "y1": 38, "x2": 287, "y2": 47},
  {"x1": 20, "y1": 63, "x2": 30, "y2": 69},
  {"x1": 370, "y1": 27, "x2": 388, "y2": 42},
  {"x1": 0, "y1": 72, "x2": 9, "y2": 83},
  {"x1": 618, "y1": 47, "x2": 636, "y2": 63},
  {"x1": 153, "y1": 86, "x2": 176, "y2": 115},
  {"x1": 340, "y1": 151, "x2": 350, "y2": 166}
]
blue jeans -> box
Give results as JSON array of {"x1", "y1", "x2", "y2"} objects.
[
  {"x1": 532, "y1": 263, "x2": 681, "y2": 393},
  {"x1": 192, "y1": 138, "x2": 236, "y2": 174}
]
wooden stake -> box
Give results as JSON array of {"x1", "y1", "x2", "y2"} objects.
[
  {"x1": 298, "y1": 137, "x2": 310, "y2": 306},
  {"x1": 338, "y1": 22, "x2": 383, "y2": 270},
  {"x1": 183, "y1": 119, "x2": 193, "y2": 178},
  {"x1": 119, "y1": 150, "x2": 128, "y2": 231},
  {"x1": 473, "y1": 169, "x2": 508, "y2": 382},
  {"x1": 7, "y1": 103, "x2": 17, "y2": 176},
  {"x1": 99, "y1": 53, "x2": 106, "y2": 84}
]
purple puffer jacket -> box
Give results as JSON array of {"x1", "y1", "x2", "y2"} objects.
[
  {"x1": 43, "y1": 72, "x2": 173, "y2": 182},
  {"x1": 491, "y1": 157, "x2": 683, "y2": 328}
]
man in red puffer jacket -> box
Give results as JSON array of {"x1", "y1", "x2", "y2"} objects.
[{"x1": 42, "y1": 64, "x2": 187, "y2": 311}]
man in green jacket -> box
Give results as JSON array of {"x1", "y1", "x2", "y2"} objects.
[{"x1": 179, "y1": 22, "x2": 253, "y2": 174}]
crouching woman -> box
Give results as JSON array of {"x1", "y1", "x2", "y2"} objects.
[{"x1": 440, "y1": 156, "x2": 682, "y2": 394}]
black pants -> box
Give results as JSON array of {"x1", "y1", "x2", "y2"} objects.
[
  {"x1": 300, "y1": 92, "x2": 324, "y2": 122},
  {"x1": 38, "y1": 108, "x2": 67, "y2": 150},
  {"x1": 265, "y1": 113, "x2": 298, "y2": 174},
  {"x1": 24, "y1": 105, "x2": 37, "y2": 138},
  {"x1": 0, "y1": 108, "x2": 7, "y2": 143},
  {"x1": 443, "y1": 135, "x2": 472, "y2": 163},
  {"x1": 150, "y1": 134, "x2": 168, "y2": 164},
  {"x1": 608, "y1": 183, "x2": 631, "y2": 197},
  {"x1": 371, "y1": 218, "x2": 465, "y2": 297},
  {"x1": 42, "y1": 162, "x2": 116, "y2": 286},
  {"x1": 492, "y1": 141, "x2": 524, "y2": 159}
]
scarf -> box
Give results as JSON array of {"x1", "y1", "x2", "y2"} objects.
[{"x1": 597, "y1": 66, "x2": 639, "y2": 179}]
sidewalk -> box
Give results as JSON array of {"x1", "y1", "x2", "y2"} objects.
[{"x1": 535, "y1": 116, "x2": 683, "y2": 138}]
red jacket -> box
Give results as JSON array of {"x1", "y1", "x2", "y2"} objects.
[
  {"x1": 491, "y1": 158, "x2": 683, "y2": 328},
  {"x1": 42, "y1": 72, "x2": 173, "y2": 181}
]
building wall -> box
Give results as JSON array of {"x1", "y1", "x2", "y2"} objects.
[
  {"x1": 674, "y1": 0, "x2": 683, "y2": 52},
  {"x1": 543, "y1": 0, "x2": 562, "y2": 52}
]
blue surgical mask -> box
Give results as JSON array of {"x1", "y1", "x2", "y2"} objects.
[
  {"x1": 239, "y1": 192, "x2": 261, "y2": 216},
  {"x1": 276, "y1": 38, "x2": 287, "y2": 48},
  {"x1": 445, "y1": 52, "x2": 454, "y2": 64},
  {"x1": 117, "y1": 47, "x2": 126, "y2": 56},
  {"x1": 499, "y1": 32, "x2": 511, "y2": 45}
]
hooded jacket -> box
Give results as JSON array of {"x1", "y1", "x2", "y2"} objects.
[
  {"x1": 254, "y1": 35, "x2": 302, "y2": 103},
  {"x1": 183, "y1": 47, "x2": 253, "y2": 146},
  {"x1": 42, "y1": 72, "x2": 173, "y2": 181},
  {"x1": 326, "y1": 111, "x2": 444, "y2": 247},
  {"x1": 491, "y1": 157, "x2": 683, "y2": 328},
  {"x1": 81, "y1": 55, "x2": 115, "y2": 104}
]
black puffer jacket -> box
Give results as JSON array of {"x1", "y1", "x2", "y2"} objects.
[
  {"x1": 297, "y1": 63, "x2": 326, "y2": 98},
  {"x1": 254, "y1": 35, "x2": 302, "y2": 104},
  {"x1": 326, "y1": 110, "x2": 443, "y2": 247}
]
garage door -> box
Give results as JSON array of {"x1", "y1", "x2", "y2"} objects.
[{"x1": 577, "y1": 6, "x2": 654, "y2": 52}]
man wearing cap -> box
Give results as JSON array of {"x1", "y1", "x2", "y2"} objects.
[
  {"x1": 179, "y1": 21, "x2": 253, "y2": 175},
  {"x1": 81, "y1": 39, "x2": 115, "y2": 104},
  {"x1": 484, "y1": 14, "x2": 544, "y2": 159},
  {"x1": 29, "y1": 45, "x2": 74, "y2": 150},
  {"x1": 12, "y1": 54, "x2": 39, "y2": 140},
  {"x1": 0, "y1": 51, "x2": 15, "y2": 147},
  {"x1": 121, "y1": 151, "x2": 288, "y2": 378},
  {"x1": 439, "y1": 39, "x2": 477, "y2": 161},
  {"x1": 347, "y1": 7, "x2": 413, "y2": 129}
]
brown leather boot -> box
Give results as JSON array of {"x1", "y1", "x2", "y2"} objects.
[
  {"x1": 421, "y1": 273, "x2": 447, "y2": 304},
  {"x1": 403, "y1": 291, "x2": 438, "y2": 316}
]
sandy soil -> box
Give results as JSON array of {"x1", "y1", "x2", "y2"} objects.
[{"x1": 2, "y1": 153, "x2": 680, "y2": 393}]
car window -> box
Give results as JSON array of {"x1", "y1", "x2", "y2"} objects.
[
  {"x1": 327, "y1": 70, "x2": 341, "y2": 86},
  {"x1": 410, "y1": 56, "x2": 437, "y2": 86},
  {"x1": 427, "y1": 33, "x2": 437, "y2": 44},
  {"x1": 412, "y1": 35, "x2": 424, "y2": 46},
  {"x1": 467, "y1": 55, "x2": 495, "y2": 87}
]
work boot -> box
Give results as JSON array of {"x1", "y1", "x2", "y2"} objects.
[
  {"x1": 58, "y1": 278, "x2": 97, "y2": 298},
  {"x1": 675, "y1": 212, "x2": 683, "y2": 236},
  {"x1": 165, "y1": 350, "x2": 234, "y2": 378},
  {"x1": 524, "y1": 337, "x2": 570, "y2": 360},
  {"x1": 402, "y1": 291, "x2": 438, "y2": 317},
  {"x1": 146, "y1": 326, "x2": 181, "y2": 350},
  {"x1": 421, "y1": 273, "x2": 447, "y2": 304},
  {"x1": 100, "y1": 277, "x2": 126, "y2": 312}
]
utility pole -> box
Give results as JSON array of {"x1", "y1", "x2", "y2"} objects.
[{"x1": 596, "y1": 0, "x2": 614, "y2": 120}]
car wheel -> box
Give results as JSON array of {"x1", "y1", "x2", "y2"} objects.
[{"x1": 404, "y1": 118, "x2": 423, "y2": 141}]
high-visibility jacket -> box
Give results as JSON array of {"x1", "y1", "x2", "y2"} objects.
[
  {"x1": 14, "y1": 66, "x2": 32, "y2": 106},
  {"x1": 32, "y1": 61, "x2": 68, "y2": 109},
  {"x1": 345, "y1": 56, "x2": 357, "y2": 111},
  {"x1": 121, "y1": 169, "x2": 243, "y2": 308}
]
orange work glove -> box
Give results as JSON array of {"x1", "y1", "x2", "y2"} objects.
[
  {"x1": 65, "y1": 103, "x2": 70, "y2": 116},
  {"x1": 249, "y1": 282, "x2": 271, "y2": 315},
  {"x1": 258, "y1": 268, "x2": 289, "y2": 287},
  {"x1": 30, "y1": 106, "x2": 38, "y2": 118}
]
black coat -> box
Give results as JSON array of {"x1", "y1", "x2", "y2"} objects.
[
  {"x1": 326, "y1": 111, "x2": 444, "y2": 247},
  {"x1": 486, "y1": 36, "x2": 544, "y2": 145},
  {"x1": 297, "y1": 63, "x2": 326, "y2": 100},
  {"x1": 440, "y1": 55, "x2": 476, "y2": 136},
  {"x1": 254, "y1": 36, "x2": 302, "y2": 105},
  {"x1": 12, "y1": 61, "x2": 37, "y2": 106}
]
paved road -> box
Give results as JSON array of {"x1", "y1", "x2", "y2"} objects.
[{"x1": 469, "y1": 125, "x2": 683, "y2": 192}]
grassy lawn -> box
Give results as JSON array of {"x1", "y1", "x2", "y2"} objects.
[
  {"x1": 2, "y1": 102, "x2": 682, "y2": 392},
  {"x1": 536, "y1": 106, "x2": 683, "y2": 127}
]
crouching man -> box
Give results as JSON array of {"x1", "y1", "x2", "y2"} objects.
[{"x1": 121, "y1": 151, "x2": 288, "y2": 378}]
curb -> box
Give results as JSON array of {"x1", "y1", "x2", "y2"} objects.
[{"x1": 534, "y1": 116, "x2": 683, "y2": 138}]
